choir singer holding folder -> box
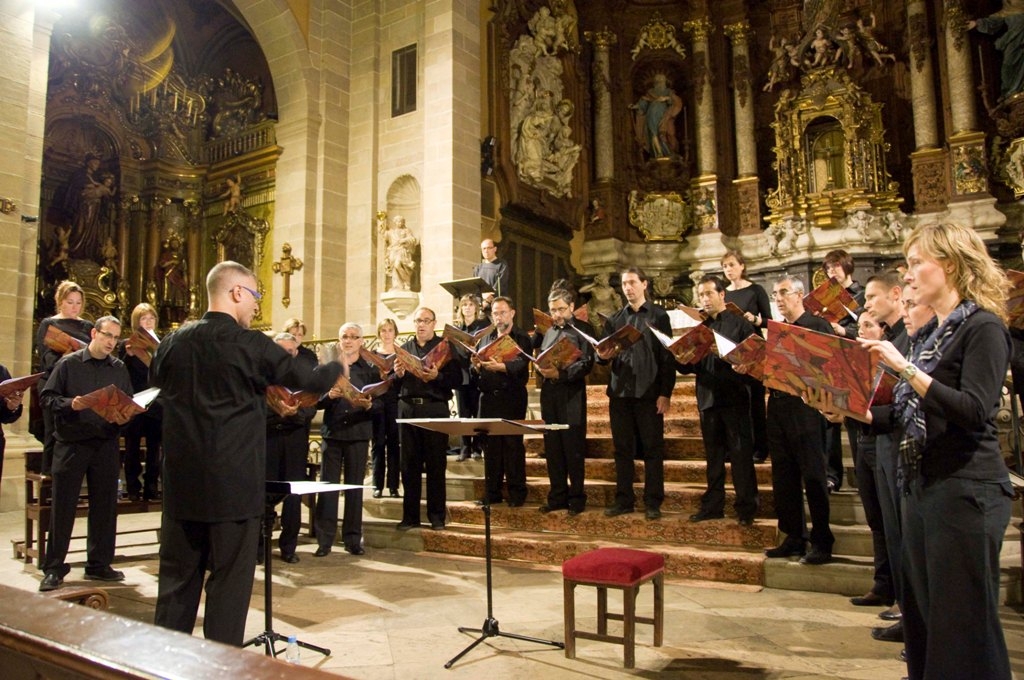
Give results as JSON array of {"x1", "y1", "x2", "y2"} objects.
[
  {"x1": 39, "y1": 315, "x2": 133, "y2": 592},
  {"x1": 151, "y1": 261, "x2": 342, "y2": 646}
]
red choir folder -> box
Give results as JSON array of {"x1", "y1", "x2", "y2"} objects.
[
  {"x1": 394, "y1": 340, "x2": 453, "y2": 380},
  {"x1": 77, "y1": 385, "x2": 160, "y2": 424},
  {"x1": 525, "y1": 335, "x2": 583, "y2": 371},
  {"x1": 330, "y1": 373, "x2": 393, "y2": 408},
  {"x1": 44, "y1": 325, "x2": 87, "y2": 355},
  {"x1": 125, "y1": 327, "x2": 160, "y2": 367},
  {"x1": 266, "y1": 385, "x2": 322, "y2": 417},
  {"x1": 359, "y1": 346, "x2": 396, "y2": 378},
  {"x1": 649, "y1": 322, "x2": 715, "y2": 364},
  {"x1": 763, "y1": 320, "x2": 888, "y2": 422},
  {"x1": 457, "y1": 333, "x2": 522, "y2": 363},
  {"x1": 0, "y1": 372, "x2": 44, "y2": 399},
  {"x1": 571, "y1": 322, "x2": 643, "y2": 358},
  {"x1": 713, "y1": 332, "x2": 767, "y2": 381},
  {"x1": 1007, "y1": 270, "x2": 1024, "y2": 330},
  {"x1": 803, "y1": 278, "x2": 861, "y2": 323},
  {"x1": 442, "y1": 323, "x2": 494, "y2": 348}
]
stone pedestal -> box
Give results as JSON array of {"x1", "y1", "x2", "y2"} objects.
[{"x1": 380, "y1": 290, "x2": 419, "y2": 320}]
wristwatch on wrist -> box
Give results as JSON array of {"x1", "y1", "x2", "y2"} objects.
[{"x1": 900, "y1": 363, "x2": 919, "y2": 380}]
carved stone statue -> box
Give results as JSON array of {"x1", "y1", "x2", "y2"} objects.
[
  {"x1": 579, "y1": 273, "x2": 621, "y2": 333},
  {"x1": 970, "y1": 2, "x2": 1024, "y2": 101},
  {"x1": 219, "y1": 174, "x2": 242, "y2": 215},
  {"x1": 630, "y1": 73, "x2": 683, "y2": 160},
  {"x1": 381, "y1": 215, "x2": 418, "y2": 292},
  {"x1": 156, "y1": 235, "x2": 189, "y2": 324}
]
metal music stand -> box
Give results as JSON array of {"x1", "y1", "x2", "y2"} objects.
[
  {"x1": 244, "y1": 480, "x2": 365, "y2": 658},
  {"x1": 440, "y1": 277, "x2": 494, "y2": 320},
  {"x1": 397, "y1": 417, "x2": 567, "y2": 669}
]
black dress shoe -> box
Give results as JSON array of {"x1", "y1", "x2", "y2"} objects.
[
  {"x1": 430, "y1": 521, "x2": 445, "y2": 530},
  {"x1": 372, "y1": 489, "x2": 383, "y2": 498},
  {"x1": 507, "y1": 500, "x2": 524, "y2": 508},
  {"x1": 872, "y1": 621, "x2": 904, "y2": 643},
  {"x1": 314, "y1": 546, "x2": 331, "y2": 557},
  {"x1": 281, "y1": 553, "x2": 300, "y2": 564},
  {"x1": 900, "y1": 648, "x2": 907, "y2": 662},
  {"x1": 645, "y1": 507, "x2": 662, "y2": 520},
  {"x1": 84, "y1": 567, "x2": 125, "y2": 582},
  {"x1": 604, "y1": 505, "x2": 634, "y2": 517},
  {"x1": 567, "y1": 508, "x2": 584, "y2": 517},
  {"x1": 765, "y1": 539, "x2": 806, "y2": 558},
  {"x1": 879, "y1": 606, "x2": 902, "y2": 621},
  {"x1": 799, "y1": 546, "x2": 832, "y2": 565},
  {"x1": 396, "y1": 521, "x2": 421, "y2": 531},
  {"x1": 39, "y1": 572, "x2": 62, "y2": 592},
  {"x1": 737, "y1": 517, "x2": 755, "y2": 527},
  {"x1": 539, "y1": 505, "x2": 567, "y2": 514},
  {"x1": 345, "y1": 545, "x2": 365, "y2": 555},
  {"x1": 389, "y1": 489, "x2": 400, "y2": 497},
  {"x1": 689, "y1": 510, "x2": 724, "y2": 522},
  {"x1": 851, "y1": 592, "x2": 891, "y2": 607}
]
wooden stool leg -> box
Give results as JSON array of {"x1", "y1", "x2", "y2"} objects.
[
  {"x1": 563, "y1": 579, "x2": 576, "y2": 659},
  {"x1": 653, "y1": 573, "x2": 664, "y2": 647},
  {"x1": 623, "y1": 584, "x2": 636, "y2": 669},
  {"x1": 597, "y1": 586, "x2": 608, "y2": 635}
]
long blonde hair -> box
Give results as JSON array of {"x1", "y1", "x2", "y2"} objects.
[{"x1": 903, "y1": 222, "x2": 1009, "y2": 323}]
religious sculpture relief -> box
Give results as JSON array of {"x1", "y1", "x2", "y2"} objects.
[
  {"x1": 507, "y1": 4, "x2": 581, "y2": 199},
  {"x1": 380, "y1": 214, "x2": 419, "y2": 292},
  {"x1": 952, "y1": 145, "x2": 989, "y2": 195},
  {"x1": 630, "y1": 73, "x2": 684, "y2": 160},
  {"x1": 155, "y1": 234, "x2": 189, "y2": 325},
  {"x1": 1002, "y1": 137, "x2": 1024, "y2": 198},
  {"x1": 765, "y1": 216, "x2": 808, "y2": 257},
  {"x1": 627, "y1": 190, "x2": 691, "y2": 242},
  {"x1": 631, "y1": 13, "x2": 687, "y2": 61},
  {"x1": 844, "y1": 209, "x2": 905, "y2": 244}
]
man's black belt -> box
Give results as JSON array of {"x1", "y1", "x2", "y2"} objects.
[
  {"x1": 768, "y1": 388, "x2": 799, "y2": 399},
  {"x1": 402, "y1": 396, "x2": 443, "y2": 405}
]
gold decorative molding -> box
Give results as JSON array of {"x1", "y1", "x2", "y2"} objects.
[
  {"x1": 683, "y1": 18, "x2": 714, "y2": 44},
  {"x1": 944, "y1": 0, "x2": 969, "y2": 52},
  {"x1": 0, "y1": 198, "x2": 16, "y2": 214},
  {"x1": 723, "y1": 21, "x2": 750, "y2": 46},
  {"x1": 628, "y1": 190, "x2": 692, "y2": 242},
  {"x1": 584, "y1": 27, "x2": 617, "y2": 49}
]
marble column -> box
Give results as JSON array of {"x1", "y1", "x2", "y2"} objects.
[
  {"x1": 943, "y1": 0, "x2": 976, "y2": 135},
  {"x1": 684, "y1": 18, "x2": 716, "y2": 175},
  {"x1": 907, "y1": 0, "x2": 939, "y2": 149},
  {"x1": 723, "y1": 22, "x2": 755, "y2": 177},
  {"x1": 584, "y1": 28, "x2": 617, "y2": 183}
]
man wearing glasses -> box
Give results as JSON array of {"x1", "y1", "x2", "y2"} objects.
[
  {"x1": 39, "y1": 315, "x2": 133, "y2": 592},
  {"x1": 394, "y1": 307, "x2": 461, "y2": 530},
  {"x1": 763, "y1": 275, "x2": 835, "y2": 565},
  {"x1": 151, "y1": 261, "x2": 342, "y2": 646},
  {"x1": 473, "y1": 239, "x2": 511, "y2": 310}
]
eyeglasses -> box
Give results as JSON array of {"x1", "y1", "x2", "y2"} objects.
[
  {"x1": 96, "y1": 329, "x2": 118, "y2": 339},
  {"x1": 413, "y1": 317, "x2": 435, "y2": 324},
  {"x1": 239, "y1": 285, "x2": 262, "y2": 301},
  {"x1": 772, "y1": 289, "x2": 799, "y2": 298},
  {"x1": 340, "y1": 334, "x2": 362, "y2": 340}
]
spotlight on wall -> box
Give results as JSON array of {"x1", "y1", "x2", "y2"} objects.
[
  {"x1": 21, "y1": 215, "x2": 38, "y2": 223},
  {"x1": 480, "y1": 136, "x2": 496, "y2": 177}
]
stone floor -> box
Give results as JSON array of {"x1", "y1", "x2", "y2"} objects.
[{"x1": 6, "y1": 510, "x2": 1024, "y2": 679}]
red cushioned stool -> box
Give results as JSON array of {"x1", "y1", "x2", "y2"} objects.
[{"x1": 562, "y1": 547, "x2": 664, "y2": 668}]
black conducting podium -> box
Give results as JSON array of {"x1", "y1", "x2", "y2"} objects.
[
  {"x1": 397, "y1": 417, "x2": 568, "y2": 669},
  {"x1": 244, "y1": 480, "x2": 365, "y2": 658}
]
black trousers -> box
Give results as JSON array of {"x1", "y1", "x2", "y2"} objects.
[
  {"x1": 874, "y1": 433, "x2": 904, "y2": 605},
  {"x1": 154, "y1": 515, "x2": 261, "y2": 646},
  {"x1": 43, "y1": 437, "x2": 119, "y2": 575},
  {"x1": 266, "y1": 425, "x2": 308, "y2": 556},
  {"x1": 455, "y1": 384, "x2": 480, "y2": 451},
  {"x1": 371, "y1": 398, "x2": 400, "y2": 492},
  {"x1": 698, "y1": 403, "x2": 758, "y2": 520},
  {"x1": 608, "y1": 396, "x2": 664, "y2": 510},
  {"x1": 315, "y1": 439, "x2": 368, "y2": 550},
  {"x1": 123, "y1": 414, "x2": 162, "y2": 498},
  {"x1": 479, "y1": 389, "x2": 527, "y2": 505},
  {"x1": 766, "y1": 394, "x2": 833, "y2": 548},
  {"x1": 749, "y1": 382, "x2": 768, "y2": 458},
  {"x1": 902, "y1": 476, "x2": 1012, "y2": 680},
  {"x1": 853, "y1": 434, "x2": 893, "y2": 601},
  {"x1": 398, "y1": 400, "x2": 449, "y2": 526}
]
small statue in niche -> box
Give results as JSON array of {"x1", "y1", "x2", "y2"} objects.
[
  {"x1": 100, "y1": 236, "x2": 119, "y2": 274},
  {"x1": 49, "y1": 225, "x2": 71, "y2": 269},
  {"x1": 381, "y1": 215, "x2": 418, "y2": 292},
  {"x1": 156, "y1": 235, "x2": 189, "y2": 323},
  {"x1": 219, "y1": 174, "x2": 242, "y2": 215},
  {"x1": 630, "y1": 73, "x2": 683, "y2": 160},
  {"x1": 588, "y1": 197, "x2": 606, "y2": 224}
]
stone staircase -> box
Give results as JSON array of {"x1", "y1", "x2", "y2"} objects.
[{"x1": 361, "y1": 379, "x2": 1022, "y2": 600}]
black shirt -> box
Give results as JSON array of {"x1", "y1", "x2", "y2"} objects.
[
  {"x1": 41, "y1": 348, "x2": 132, "y2": 443},
  {"x1": 726, "y1": 284, "x2": 773, "y2": 330},
  {"x1": 151, "y1": 311, "x2": 342, "y2": 522},
  {"x1": 677, "y1": 311, "x2": 758, "y2": 411},
  {"x1": 475, "y1": 327, "x2": 532, "y2": 394},
  {"x1": 539, "y1": 320, "x2": 595, "y2": 386},
  {"x1": 472, "y1": 259, "x2": 510, "y2": 298},
  {"x1": 320, "y1": 357, "x2": 377, "y2": 441},
  {"x1": 604, "y1": 300, "x2": 675, "y2": 401},
  {"x1": 36, "y1": 317, "x2": 94, "y2": 376}
]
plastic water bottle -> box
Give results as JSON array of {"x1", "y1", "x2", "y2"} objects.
[
  {"x1": 117, "y1": 478, "x2": 125, "y2": 501},
  {"x1": 284, "y1": 635, "x2": 300, "y2": 664}
]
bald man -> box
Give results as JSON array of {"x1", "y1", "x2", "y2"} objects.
[
  {"x1": 473, "y1": 239, "x2": 511, "y2": 308},
  {"x1": 151, "y1": 261, "x2": 342, "y2": 646}
]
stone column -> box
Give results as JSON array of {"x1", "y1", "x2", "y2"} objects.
[
  {"x1": 584, "y1": 28, "x2": 617, "y2": 183},
  {"x1": 943, "y1": 0, "x2": 976, "y2": 135},
  {"x1": 684, "y1": 18, "x2": 716, "y2": 175},
  {"x1": 908, "y1": 0, "x2": 948, "y2": 213},
  {"x1": 724, "y1": 21, "x2": 761, "y2": 236}
]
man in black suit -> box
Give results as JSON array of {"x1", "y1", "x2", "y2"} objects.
[
  {"x1": 473, "y1": 296, "x2": 534, "y2": 507},
  {"x1": 763, "y1": 275, "x2": 834, "y2": 565},
  {"x1": 677, "y1": 275, "x2": 760, "y2": 526},
  {"x1": 151, "y1": 261, "x2": 341, "y2": 646}
]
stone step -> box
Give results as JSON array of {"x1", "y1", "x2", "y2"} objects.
[
  {"x1": 363, "y1": 520, "x2": 766, "y2": 586},
  {"x1": 517, "y1": 455, "x2": 775, "y2": 485},
  {"x1": 524, "y1": 435, "x2": 708, "y2": 459},
  {"x1": 585, "y1": 381, "x2": 696, "y2": 400}
]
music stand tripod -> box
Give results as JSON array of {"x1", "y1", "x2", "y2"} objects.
[
  {"x1": 397, "y1": 418, "x2": 566, "y2": 668},
  {"x1": 244, "y1": 480, "x2": 360, "y2": 658}
]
